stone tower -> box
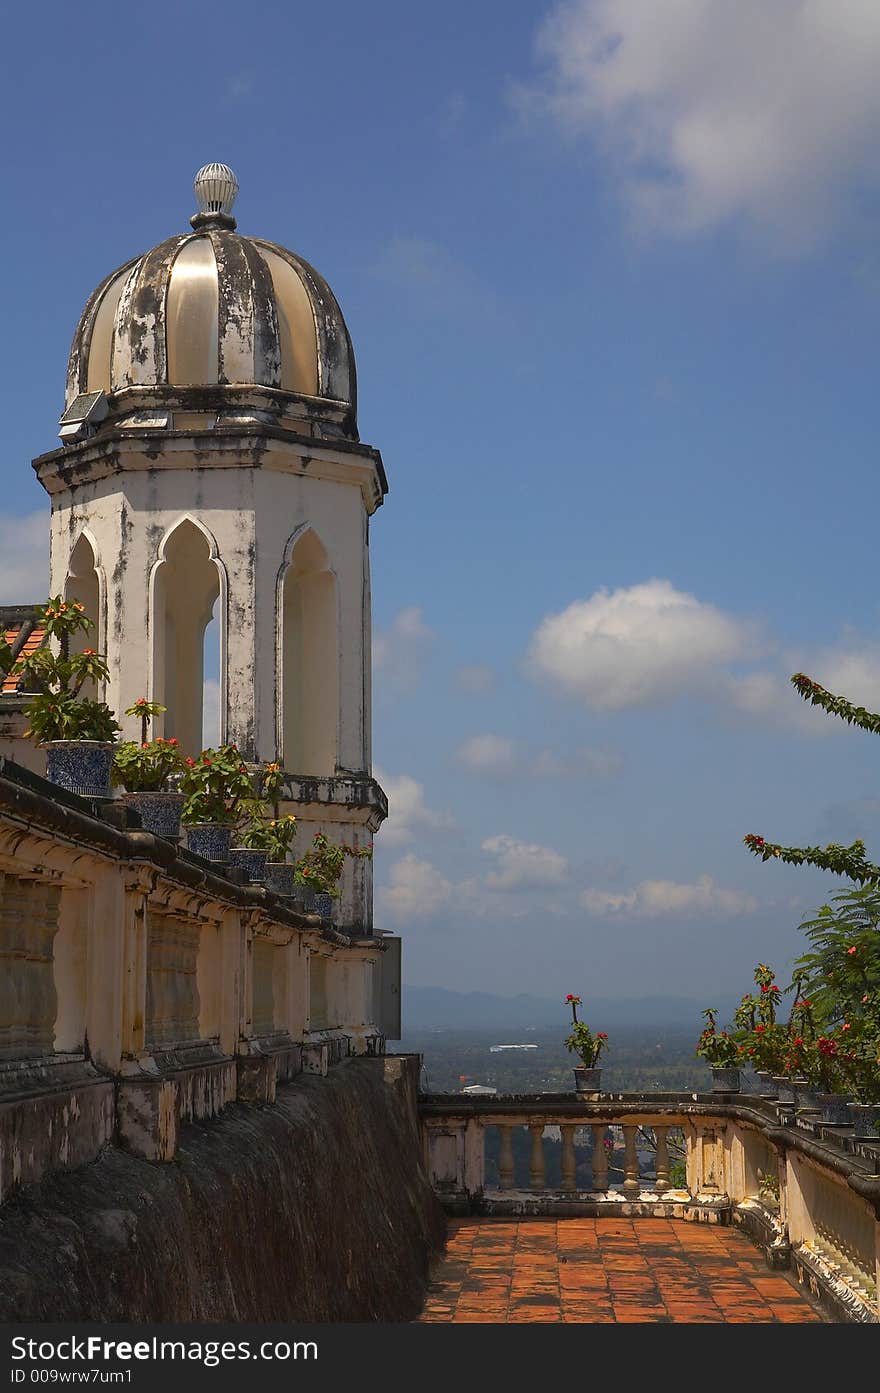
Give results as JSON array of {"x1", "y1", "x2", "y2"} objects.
[{"x1": 33, "y1": 165, "x2": 387, "y2": 931}]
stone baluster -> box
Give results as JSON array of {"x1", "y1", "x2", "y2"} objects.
[
  {"x1": 561, "y1": 1125, "x2": 577, "y2": 1190},
  {"x1": 529, "y1": 1124, "x2": 546, "y2": 1191},
  {"x1": 622, "y1": 1124, "x2": 641, "y2": 1195},
  {"x1": 591, "y1": 1123, "x2": 609, "y2": 1192},
  {"x1": 498, "y1": 1125, "x2": 515, "y2": 1190},
  {"x1": 654, "y1": 1126, "x2": 670, "y2": 1193}
]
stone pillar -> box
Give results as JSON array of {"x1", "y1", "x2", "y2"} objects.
[
  {"x1": 85, "y1": 872, "x2": 127, "y2": 1071},
  {"x1": 591, "y1": 1124, "x2": 609, "y2": 1192},
  {"x1": 622, "y1": 1125, "x2": 641, "y2": 1195}
]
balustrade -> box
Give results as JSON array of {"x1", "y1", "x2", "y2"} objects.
[
  {"x1": 0, "y1": 758, "x2": 389, "y2": 1184},
  {"x1": 420, "y1": 1094, "x2": 880, "y2": 1322}
]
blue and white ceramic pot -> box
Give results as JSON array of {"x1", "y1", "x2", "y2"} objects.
[
  {"x1": 120, "y1": 791, "x2": 185, "y2": 840},
  {"x1": 849, "y1": 1102, "x2": 880, "y2": 1139},
  {"x1": 229, "y1": 848, "x2": 269, "y2": 883},
  {"x1": 184, "y1": 823, "x2": 233, "y2": 863},
  {"x1": 45, "y1": 741, "x2": 115, "y2": 799},
  {"x1": 265, "y1": 863, "x2": 298, "y2": 896},
  {"x1": 313, "y1": 892, "x2": 334, "y2": 919}
]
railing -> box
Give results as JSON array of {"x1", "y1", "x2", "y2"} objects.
[
  {"x1": 0, "y1": 757, "x2": 388, "y2": 1191},
  {"x1": 420, "y1": 1092, "x2": 880, "y2": 1323}
]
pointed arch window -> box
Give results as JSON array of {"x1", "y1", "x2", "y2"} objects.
[
  {"x1": 151, "y1": 519, "x2": 225, "y2": 757},
  {"x1": 278, "y1": 529, "x2": 339, "y2": 775},
  {"x1": 64, "y1": 533, "x2": 102, "y2": 697}
]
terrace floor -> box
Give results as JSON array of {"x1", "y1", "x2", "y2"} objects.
[{"x1": 419, "y1": 1218, "x2": 827, "y2": 1323}]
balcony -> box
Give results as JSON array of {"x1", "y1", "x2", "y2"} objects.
[{"x1": 419, "y1": 1090, "x2": 880, "y2": 1323}]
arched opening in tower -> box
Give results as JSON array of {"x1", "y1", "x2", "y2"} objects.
[
  {"x1": 64, "y1": 534, "x2": 101, "y2": 698},
  {"x1": 152, "y1": 520, "x2": 222, "y2": 758},
  {"x1": 280, "y1": 529, "x2": 338, "y2": 775}
]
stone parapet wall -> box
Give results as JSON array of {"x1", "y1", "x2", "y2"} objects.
[
  {"x1": 0, "y1": 1056, "x2": 445, "y2": 1322},
  {"x1": 0, "y1": 758, "x2": 388, "y2": 1190}
]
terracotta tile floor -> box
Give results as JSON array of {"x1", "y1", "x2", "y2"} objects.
[{"x1": 419, "y1": 1218, "x2": 826, "y2": 1323}]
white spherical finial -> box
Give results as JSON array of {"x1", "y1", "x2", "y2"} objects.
[{"x1": 194, "y1": 163, "x2": 239, "y2": 217}]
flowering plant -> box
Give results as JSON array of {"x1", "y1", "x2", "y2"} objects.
[
  {"x1": 291, "y1": 831, "x2": 373, "y2": 898},
  {"x1": 112, "y1": 699, "x2": 186, "y2": 791},
  {"x1": 237, "y1": 762, "x2": 298, "y2": 860},
  {"x1": 831, "y1": 1015, "x2": 880, "y2": 1102},
  {"x1": 18, "y1": 598, "x2": 119, "y2": 744},
  {"x1": 180, "y1": 746, "x2": 256, "y2": 826},
  {"x1": 733, "y1": 965, "x2": 790, "y2": 1073},
  {"x1": 240, "y1": 814, "x2": 299, "y2": 861},
  {"x1": 563, "y1": 994, "x2": 608, "y2": 1068},
  {"x1": 695, "y1": 1009, "x2": 739, "y2": 1068}
]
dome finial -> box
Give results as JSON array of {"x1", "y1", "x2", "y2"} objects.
[{"x1": 191, "y1": 163, "x2": 239, "y2": 230}]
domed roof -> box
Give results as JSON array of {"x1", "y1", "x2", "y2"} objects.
[{"x1": 66, "y1": 165, "x2": 356, "y2": 433}]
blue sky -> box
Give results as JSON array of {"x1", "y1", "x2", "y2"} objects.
[{"x1": 4, "y1": 1, "x2": 880, "y2": 1002}]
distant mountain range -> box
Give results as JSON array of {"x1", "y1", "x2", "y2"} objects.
[{"x1": 403, "y1": 985, "x2": 737, "y2": 1031}]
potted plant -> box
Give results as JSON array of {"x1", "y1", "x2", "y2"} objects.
[
  {"x1": 734, "y1": 965, "x2": 791, "y2": 1095},
  {"x1": 291, "y1": 831, "x2": 373, "y2": 919},
  {"x1": 18, "y1": 597, "x2": 120, "y2": 797},
  {"x1": 564, "y1": 994, "x2": 607, "y2": 1093},
  {"x1": 696, "y1": 1009, "x2": 741, "y2": 1092},
  {"x1": 180, "y1": 745, "x2": 255, "y2": 863},
  {"x1": 230, "y1": 762, "x2": 298, "y2": 891},
  {"x1": 112, "y1": 699, "x2": 188, "y2": 839},
  {"x1": 232, "y1": 812, "x2": 300, "y2": 887},
  {"x1": 838, "y1": 1017, "x2": 880, "y2": 1137}
]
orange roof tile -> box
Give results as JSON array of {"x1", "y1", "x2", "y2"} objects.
[{"x1": 2, "y1": 623, "x2": 46, "y2": 694}]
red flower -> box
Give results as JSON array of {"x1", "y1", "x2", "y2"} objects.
[{"x1": 847, "y1": 945, "x2": 857, "y2": 956}]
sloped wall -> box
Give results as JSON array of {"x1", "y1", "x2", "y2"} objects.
[{"x1": 0, "y1": 1056, "x2": 445, "y2": 1322}]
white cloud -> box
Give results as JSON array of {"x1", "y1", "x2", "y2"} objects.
[
  {"x1": 481, "y1": 834, "x2": 569, "y2": 891},
  {"x1": 455, "y1": 663, "x2": 496, "y2": 694},
  {"x1": 377, "y1": 854, "x2": 454, "y2": 921},
  {"x1": 581, "y1": 874, "x2": 757, "y2": 918},
  {"x1": 810, "y1": 644, "x2": 880, "y2": 712},
  {"x1": 528, "y1": 578, "x2": 755, "y2": 710},
  {"x1": 456, "y1": 733, "x2": 519, "y2": 776},
  {"x1": 374, "y1": 767, "x2": 455, "y2": 849},
  {"x1": 373, "y1": 606, "x2": 434, "y2": 696},
  {"x1": 722, "y1": 641, "x2": 880, "y2": 734},
  {"x1": 457, "y1": 731, "x2": 623, "y2": 779},
  {"x1": 0, "y1": 511, "x2": 48, "y2": 604},
  {"x1": 530, "y1": 746, "x2": 623, "y2": 779},
  {"x1": 524, "y1": 0, "x2": 880, "y2": 248}
]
